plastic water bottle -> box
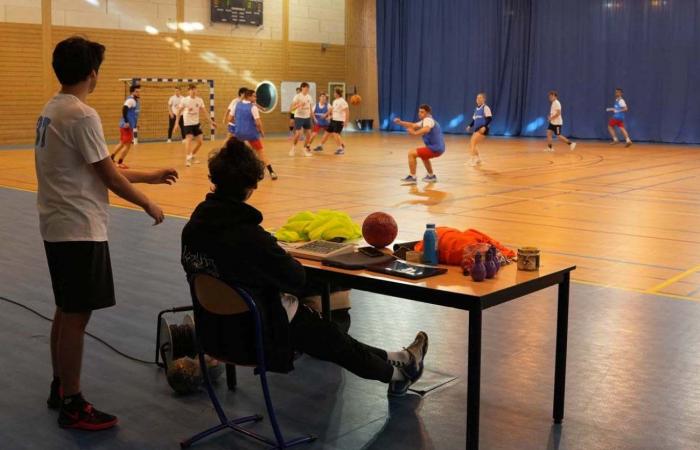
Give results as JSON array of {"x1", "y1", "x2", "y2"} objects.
[{"x1": 422, "y1": 224, "x2": 439, "y2": 265}]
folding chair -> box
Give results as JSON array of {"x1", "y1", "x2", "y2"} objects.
[{"x1": 180, "y1": 274, "x2": 316, "y2": 449}]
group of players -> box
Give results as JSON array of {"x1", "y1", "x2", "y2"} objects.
[
  {"x1": 111, "y1": 81, "x2": 351, "y2": 181},
  {"x1": 109, "y1": 80, "x2": 633, "y2": 186},
  {"x1": 392, "y1": 88, "x2": 633, "y2": 184}
]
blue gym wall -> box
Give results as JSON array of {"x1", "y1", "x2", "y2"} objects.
[{"x1": 377, "y1": 0, "x2": 700, "y2": 144}]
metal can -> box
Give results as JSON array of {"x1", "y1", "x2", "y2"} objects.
[{"x1": 517, "y1": 247, "x2": 540, "y2": 271}]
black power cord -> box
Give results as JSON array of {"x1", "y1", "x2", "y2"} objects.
[{"x1": 0, "y1": 295, "x2": 156, "y2": 365}]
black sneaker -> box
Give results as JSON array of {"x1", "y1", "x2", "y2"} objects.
[
  {"x1": 58, "y1": 399, "x2": 118, "y2": 431},
  {"x1": 388, "y1": 331, "x2": 429, "y2": 397},
  {"x1": 47, "y1": 378, "x2": 62, "y2": 410}
]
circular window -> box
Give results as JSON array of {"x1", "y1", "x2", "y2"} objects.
[{"x1": 255, "y1": 81, "x2": 278, "y2": 113}]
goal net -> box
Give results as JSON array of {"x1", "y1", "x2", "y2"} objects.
[{"x1": 120, "y1": 78, "x2": 216, "y2": 143}]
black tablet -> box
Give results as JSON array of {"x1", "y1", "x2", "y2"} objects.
[{"x1": 366, "y1": 260, "x2": 447, "y2": 280}]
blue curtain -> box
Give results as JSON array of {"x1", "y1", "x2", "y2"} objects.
[{"x1": 377, "y1": 0, "x2": 700, "y2": 144}]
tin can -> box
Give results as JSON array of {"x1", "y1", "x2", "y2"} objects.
[{"x1": 517, "y1": 247, "x2": 540, "y2": 271}]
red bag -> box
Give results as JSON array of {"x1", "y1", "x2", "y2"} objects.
[{"x1": 415, "y1": 227, "x2": 515, "y2": 266}]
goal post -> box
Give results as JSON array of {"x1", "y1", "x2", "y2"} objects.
[{"x1": 119, "y1": 77, "x2": 216, "y2": 143}]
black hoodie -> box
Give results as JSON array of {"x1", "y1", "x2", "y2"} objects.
[{"x1": 181, "y1": 192, "x2": 305, "y2": 372}]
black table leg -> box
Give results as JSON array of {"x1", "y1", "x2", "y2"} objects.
[
  {"x1": 467, "y1": 306, "x2": 482, "y2": 450},
  {"x1": 553, "y1": 272, "x2": 570, "y2": 424},
  {"x1": 321, "y1": 282, "x2": 332, "y2": 322},
  {"x1": 226, "y1": 364, "x2": 237, "y2": 391}
]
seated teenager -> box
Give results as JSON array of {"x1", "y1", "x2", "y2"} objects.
[{"x1": 180, "y1": 138, "x2": 428, "y2": 396}]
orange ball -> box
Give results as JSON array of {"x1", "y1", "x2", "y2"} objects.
[
  {"x1": 350, "y1": 94, "x2": 362, "y2": 105},
  {"x1": 362, "y1": 212, "x2": 398, "y2": 248}
]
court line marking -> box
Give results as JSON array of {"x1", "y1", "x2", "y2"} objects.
[
  {"x1": 573, "y1": 279, "x2": 700, "y2": 303},
  {"x1": 646, "y1": 264, "x2": 700, "y2": 294},
  {"x1": 3, "y1": 184, "x2": 699, "y2": 302}
]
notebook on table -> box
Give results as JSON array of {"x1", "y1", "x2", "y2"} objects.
[{"x1": 366, "y1": 260, "x2": 447, "y2": 280}]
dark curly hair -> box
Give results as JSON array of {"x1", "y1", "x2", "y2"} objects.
[{"x1": 208, "y1": 138, "x2": 264, "y2": 201}]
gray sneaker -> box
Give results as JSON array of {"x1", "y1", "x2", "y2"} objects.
[
  {"x1": 313, "y1": 145, "x2": 323, "y2": 152},
  {"x1": 388, "y1": 331, "x2": 429, "y2": 397},
  {"x1": 422, "y1": 174, "x2": 437, "y2": 183},
  {"x1": 400, "y1": 175, "x2": 418, "y2": 185}
]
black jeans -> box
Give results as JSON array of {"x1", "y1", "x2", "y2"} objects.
[
  {"x1": 289, "y1": 305, "x2": 394, "y2": 383},
  {"x1": 168, "y1": 115, "x2": 185, "y2": 140}
]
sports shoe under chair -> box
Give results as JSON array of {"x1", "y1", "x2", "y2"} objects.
[{"x1": 180, "y1": 274, "x2": 316, "y2": 449}]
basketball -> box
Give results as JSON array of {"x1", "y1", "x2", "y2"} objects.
[
  {"x1": 166, "y1": 357, "x2": 203, "y2": 395},
  {"x1": 350, "y1": 94, "x2": 362, "y2": 105},
  {"x1": 362, "y1": 212, "x2": 398, "y2": 248}
]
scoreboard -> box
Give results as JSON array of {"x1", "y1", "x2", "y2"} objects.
[{"x1": 211, "y1": 0, "x2": 263, "y2": 26}]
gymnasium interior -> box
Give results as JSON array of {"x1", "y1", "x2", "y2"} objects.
[{"x1": 1, "y1": 1, "x2": 699, "y2": 449}]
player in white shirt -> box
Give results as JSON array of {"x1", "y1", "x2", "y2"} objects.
[
  {"x1": 224, "y1": 86, "x2": 247, "y2": 139},
  {"x1": 167, "y1": 86, "x2": 184, "y2": 143},
  {"x1": 288, "y1": 86, "x2": 301, "y2": 136},
  {"x1": 289, "y1": 82, "x2": 314, "y2": 157},
  {"x1": 37, "y1": 37, "x2": 177, "y2": 431},
  {"x1": 545, "y1": 90, "x2": 576, "y2": 152},
  {"x1": 173, "y1": 84, "x2": 216, "y2": 166},
  {"x1": 320, "y1": 88, "x2": 350, "y2": 155}
]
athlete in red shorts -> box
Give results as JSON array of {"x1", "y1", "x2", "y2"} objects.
[
  {"x1": 606, "y1": 88, "x2": 632, "y2": 147},
  {"x1": 393, "y1": 104, "x2": 445, "y2": 185}
]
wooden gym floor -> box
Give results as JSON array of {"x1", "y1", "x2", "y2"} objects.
[{"x1": 1, "y1": 132, "x2": 699, "y2": 301}]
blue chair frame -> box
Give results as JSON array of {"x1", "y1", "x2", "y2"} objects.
[{"x1": 180, "y1": 276, "x2": 316, "y2": 449}]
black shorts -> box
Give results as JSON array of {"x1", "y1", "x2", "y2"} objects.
[
  {"x1": 474, "y1": 125, "x2": 490, "y2": 136},
  {"x1": 327, "y1": 120, "x2": 345, "y2": 134},
  {"x1": 44, "y1": 241, "x2": 115, "y2": 313},
  {"x1": 548, "y1": 123, "x2": 562, "y2": 135},
  {"x1": 294, "y1": 117, "x2": 312, "y2": 130},
  {"x1": 183, "y1": 124, "x2": 203, "y2": 137}
]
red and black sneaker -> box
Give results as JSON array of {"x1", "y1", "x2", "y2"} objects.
[
  {"x1": 47, "y1": 378, "x2": 63, "y2": 410},
  {"x1": 58, "y1": 399, "x2": 118, "y2": 431}
]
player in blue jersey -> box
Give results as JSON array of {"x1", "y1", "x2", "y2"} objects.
[
  {"x1": 466, "y1": 93, "x2": 492, "y2": 166},
  {"x1": 234, "y1": 89, "x2": 277, "y2": 180},
  {"x1": 224, "y1": 87, "x2": 247, "y2": 139},
  {"x1": 393, "y1": 104, "x2": 445, "y2": 184},
  {"x1": 607, "y1": 88, "x2": 632, "y2": 147},
  {"x1": 110, "y1": 85, "x2": 140, "y2": 168},
  {"x1": 310, "y1": 93, "x2": 330, "y2": 151}
]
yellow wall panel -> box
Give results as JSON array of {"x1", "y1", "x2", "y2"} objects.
[{"x1": 0, "y1": 22, "x2": 350, "y2": 145}]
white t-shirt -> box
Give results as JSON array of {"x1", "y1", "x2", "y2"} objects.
[
  {"x1": 415, "y1": 117, "x2": 435, "y2": 129},
  {"x1": 227, "y1": 98, "x2": 241, "y2": 123},
  {"x1": 180, "y1": 96, "x2": 205, "y2": 126},
  {"x1": 331, "y1": 97, "x2": 349, "y2": 122},
  {"x1": 168, "y1": 95, "x2": 182, "y2": 115},
  {"x1": 550, "y1": 99, "x2": 563, "y2": 125},
  {"x1": 292, "y1": 93, "x2": 313, "y2": 119},
  {"x1": 35, "y1": 94, "x2": 110, "y2": 242}
]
